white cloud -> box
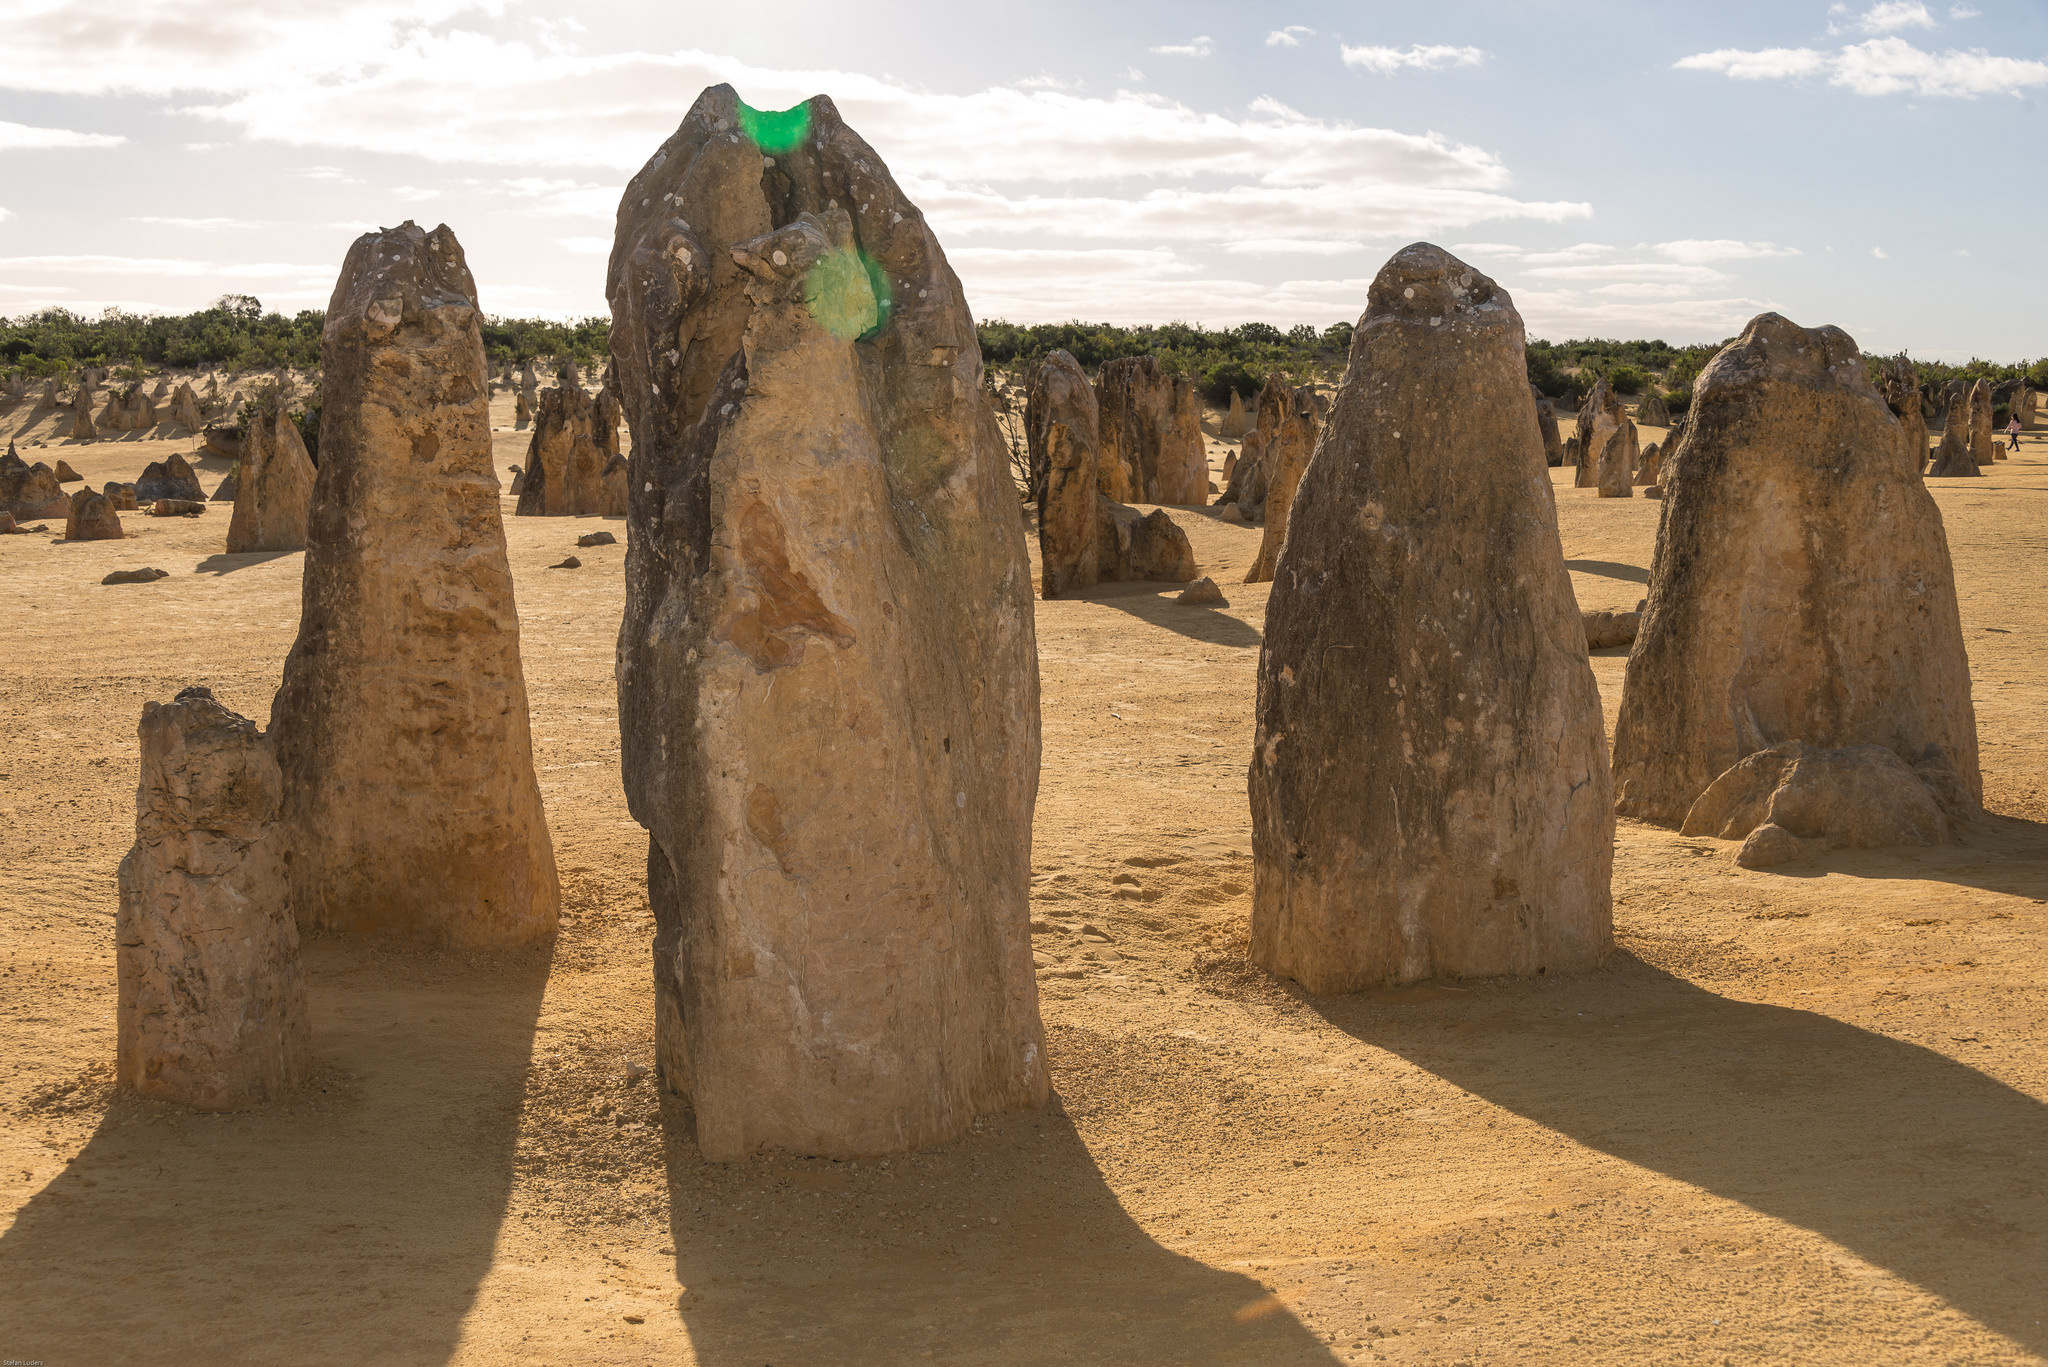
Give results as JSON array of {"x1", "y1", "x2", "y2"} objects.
[
  {"x1": 1678, "y1": 36, "x2": 2048, "y2": 96},
  {"x1": 1523, "y1": 262, "x2": 1732, "y2": 284},
  {"x1": 0, "y1": 0, "x2": 499, "y2": 95},
  {"x1": 910, "y1": 178, "x2": 1587, "y2": 245},
  {"x1": 1654, "y1": 239, "x2": 1801, "y2": 263},
  {"x1": 0, "y1": 254, "x2": 331, "y2": 279},
  {"x1": 1266, "y1": 26, "x2": 1313, "y2": 47},
  {"x1": 1829, "y1": 2, "x2": 1937, "y2": 35},
  {"x1": 390, "y1": 185, "x2": 441, "y2": 201},
  {"x1": 1220, "y1": 238, "x2": 1366, "y2": 255},
  {"x1": 1340, "y1": 44, "x2": 1487, "y2": 74},
  {"x1": 1949, "y1": 4, "x2": 1980, "y2": 16},
  {"x1": 1872, "y1": 246, "x2": 1890, "y2": 258},
  {"x1": 130, "y1": 215, "x2": 243, "y2": 229},
  {"x1": 0, "y1": 119, "x2": 125, "y2": 150},
  {"x1": 1149, "y1": 36, "x2": 1213, "y2": 58},
  {"x1": 1675, "y1": 47, "x2": 1829, "y2": 81},
  {"x1": 1124, "y1": 66, "x2": 1145, "y2": 81},
  {"x1": 1449, "y1": 242, "x2": 1613, "y2": 264},
  {"x1": 555, "y1": 236, "x2": 610, "y2": 256}
]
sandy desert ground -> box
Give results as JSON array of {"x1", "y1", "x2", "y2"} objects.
[{"x1": 2, "y1": 388, "x2": 2044, "y2": 1366}]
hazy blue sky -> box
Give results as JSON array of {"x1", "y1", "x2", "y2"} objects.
[{"x1": 0, "y1": 0, "x2": 2041, "y2": 357}]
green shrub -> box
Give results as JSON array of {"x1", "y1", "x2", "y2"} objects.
[
  {"x1": 1606, "y1": 364, "x2": 1646, "y2": 395},
  {"x1": 1200, "y1": 359, "x2": 1264, "y2": 405}
]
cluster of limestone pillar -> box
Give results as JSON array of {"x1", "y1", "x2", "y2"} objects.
[{"x1": 118, "y1": 88, "x2": 1981, "y2": 1167}]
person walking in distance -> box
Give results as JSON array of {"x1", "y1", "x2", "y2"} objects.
[{"x1": 2008, "y1": 415, "x2": 2023, "y2": 453}]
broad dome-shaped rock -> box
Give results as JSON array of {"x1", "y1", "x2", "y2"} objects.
[
  {"x1": 1610, "y1": 313, "x2": 1979, "y2": 825},
  {"x1": 1249, "y1": 243, "x2": 1613, "y2": 994}
]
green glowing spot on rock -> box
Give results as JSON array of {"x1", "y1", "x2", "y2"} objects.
[
  {"x1": 804, "y1": 247, "x2": 888, "y2": 342},
  {"x1": 737, "y1": 101, "x2": 811, "y2": 155}
]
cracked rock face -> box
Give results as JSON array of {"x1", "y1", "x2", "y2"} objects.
[
  {"x1": 1611, "y1": 312, "x2": 1979, "y2": 824},
  {"x1": 1095, "y1": 355, "x2": 1206, "y2": 505},
  {"x1": 1, "y1": 448, "x2": 68, "y2": 520},
  {"x1": 1244, "y1": 378, "x2": 1322, "y2": 584},
  {"x1": 64, "y1": 486, "x2": 123, "y2": 541},
  {"x1": 1249, "y1": 242, "x2": 1613, "y2": 995},
  {"x1": 609, "y1": 85, "x2": 1046, "y2": 1159},
  {"x1": 271, "y1": 221, "x2": 559, "y2": 947},
  {"x1": 514, "y1": 382, "x2": 609, "y2": 516},
  {"x1": 226, "y1": 396, "x2": 314, "y2": 553},
  {"x1": 117, "y1": 686, "x2": 310, "y2": 1110},
  {"x1": 1029, "y1": 350, "x2": 1103, "y2": 597}
]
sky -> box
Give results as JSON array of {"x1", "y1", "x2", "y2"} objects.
[{"x1": 0, "y1": 0, "x2": 2041, "y2": 357}]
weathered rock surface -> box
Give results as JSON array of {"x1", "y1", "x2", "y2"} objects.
[
  {"x1": 1881, "y1": 354, "x2": 1926, "y2": 472},
  {"x1": 103, "y1": 566, "x2": 168, "y2": 583},
  {"x1": 1927, "y1": 396, "x2": 1979, "y2": 477},
  {"x1": 1245, "y1": 378, "x2": 1322, "y2": 582},
  {"x1": 507, "y1": 463, "x2": 526, "y2": 495},
  {"x1": 271, "y1": 220, "x2": 559, "y2": 948},
  {"x1": 1221, "y1": 389, "x2": 1250, "y2": 439},
  {"x1": 1636, "y1": 390, "x2": 1671, "y2": 426},
  {"x1": 203, "y1": 426, "x2": 242, "y2": 460},
  {"x1": 64, "y1": 486, "x2": 124, "y2": 541},
  {"x1": 1095, "y1": 355, "x2": 1207, "y2": 504},
  {"x1": 1030, "y1": 350, "x2": 1103, "y2": 597},
  {"x1": 102, "y1": 383, "x2": 158, "y2": 432},
  {"x1": 1, "y1": 448, "x2": 70, "y2": 519},
  {"x1": 1532, "y1": 386, "x2": 1563, "y2": 466},
  {"x1": 609, "y1": 86, "x2": 1046, "y2": 1159},
  {"x1": 1635, "y1": 441, "x2": 1662, "y2": 487},
  {"x1": 169, "y1": 382, "x2": 204, "y2": 432},
  {"x1": 1177, "y1": 575, "x2": 1224, "y2": 605},
  {"x1": 1577, "y1": 380, "x2": 1636, "y2": 498},
  {"x1": 69, "y1": 387, "x2": 98, "y2": 440},
  {"x1": 1968, "y1": 379, "x2": 1997, "y2": 463},
  {"x1": 1583, "y1": 608, "x2": 1641, "y2": 650},
  {"x1": 601, "y1": 453, "x2": 630, "y2": 517},
  {"x1": 54, "y1": 458, "x2": 82, "y2": 482},
  {"x1": 1249, "y1": 243, "x2": 1613, "y2": 994},
  {"x1": 103, "y1": 481, "x2": 139, "y2": 511},
  {"x1": 1098, "y1": 499, "x2": 1197, "y2": 583},
  {"x1": 2015, "y1": 385, "x2": 2037, "y2": 431},
  {"x1": 514, "y1": 389, "x2": 532, "y2": 426},
  {"x1": 1679, "y1": 740, "x2": 1965, "y2": 868},
  {"x1": 1610, "y1": 312, "x2": 1980, "y2": 825},
  {"x1": 211, "y1": 469, "x2": 239, "y2": 502},
  {"x1": 226, "y1": 397, "x2": 315, "y2": 553},
  {"x1": 514, "y1": 383, "x2": 608, "y2": 516},
  {"x1": 136, "y1": 454, "x2": 205, "y2": 503},
  {"x1": 117, "y1": 686, "x2": 310, "y2": 1109},
  {"x1": 576, "y1": 530, "x2": 617, "y2": 548},
  {"x1": 1220, "y1": 429, "x2": 1266, "y2": 515},
  {"x1": 149, "y1": 499, "x2": 207, "y2": 516}
]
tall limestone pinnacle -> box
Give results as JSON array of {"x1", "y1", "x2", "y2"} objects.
[
  {"x1": 1249, "y1": 243, "x2": 1614, "y2": 994},
  {"x1": 270, "y1": 221, "x2": 559, "y2": 947},
  {"x1": 609, "y1": 87, "x2": 1047, "y2": 1159}
]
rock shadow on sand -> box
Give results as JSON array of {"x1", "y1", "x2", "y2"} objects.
[
  {"x1": 193, "y1": 549, "x2": 299, "y2": 576},
  {"x1": 1064, "y1": 579, "x2": 1264, "y2": 649},
  {"x1": 1562, "y1": 557, "x2": 1649, "y2": 584},
  {"x1": 0, "y1": 939, "x2": 551, "y2": 1366},
  {"x1": 1309, "y1": 951, "x2": 2048, "y2": 1357},
  {"x1": 657, "y1": 1096, "x2": 1337, "y2": 1366}
]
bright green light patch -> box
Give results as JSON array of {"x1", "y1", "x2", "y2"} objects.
[
  {"x1": 804, "y1": 246, "x2": 881, "y2": 341},
  {"x1": 737, "y1": 100, "x2": 811, "y2": 155}
]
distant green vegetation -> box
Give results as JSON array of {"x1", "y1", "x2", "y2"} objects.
[
  {"x1": 976, "y1": 319, "x2": 1354, "y2": 404},
  {"x1": 7, "y1": 300, "x2": 2040, "y2": 414},
  {"x1": 0, "y1": 296, "x2": 611, "y2": 377}
]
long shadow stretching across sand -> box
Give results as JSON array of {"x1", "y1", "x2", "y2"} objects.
[
  {"x1": 1314, "y1": 952, "x2": 2048, "y2": 1356},
  {"x1": 661, "y1": 1097, "x2": 1338, "y2": 1366},
  {"x1": 0, "y1": 941, "x2": 550, "y2": 1366},
  {"x1": 1072, "y1": 579, "x2": 1264, "y2": 649}
]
